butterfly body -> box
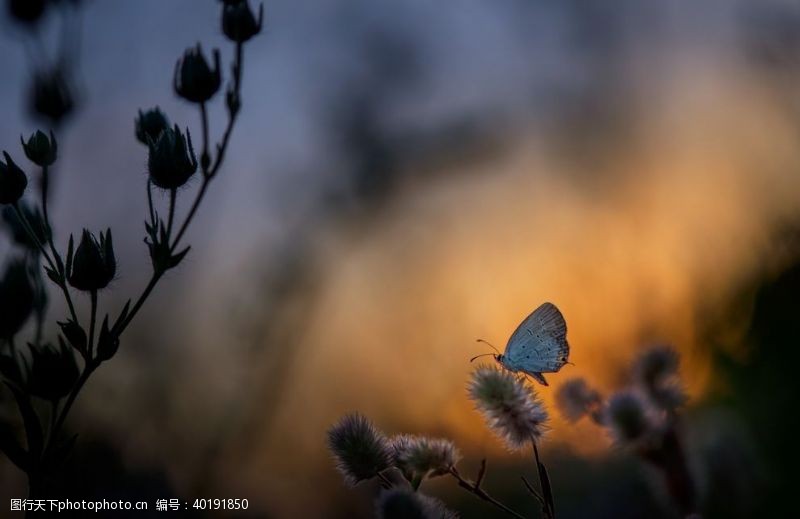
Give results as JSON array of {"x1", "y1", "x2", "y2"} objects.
[{"x1": 494, "y1": 302, "x2": 569, "y2": 386}]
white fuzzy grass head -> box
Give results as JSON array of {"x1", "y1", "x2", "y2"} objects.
[
  {"x1": 390, "y1": 434, "x2": 460, "y2": 480},
  {"x1": 327, "y1": 413, "x2": 393, "y2": 487},
  {"x1": 468, "y1": 364, "x2": 549, "y2": 449}
]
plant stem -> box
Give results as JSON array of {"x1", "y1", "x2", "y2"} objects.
[
  {"x1": 532, "y1": 438, "x2": 555, "y2": 519},
  {"x1": 12, "y1": 202, "x2": 79, "y2": 325},
  {"x1": 166, "y1": 188, "x2": 177, "y2": 237},
  {"x1": 448, "y1": 467, "x2": 526, "y2": 519}
]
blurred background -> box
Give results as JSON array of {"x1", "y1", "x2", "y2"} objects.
[{"x1": 1, "y1": 0, "x2": 800, "y2": 517}]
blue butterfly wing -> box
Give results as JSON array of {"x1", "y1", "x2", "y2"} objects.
[{"x1": 502, "y1": 302, "x2": 569, "y2": 374}]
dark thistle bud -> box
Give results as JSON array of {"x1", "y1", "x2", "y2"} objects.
[
  {"x1": 327, "y1": 413, "x2": 393, "y2": 487},
  {"x1": 222, "y1": 0, "x2": 263, "y2": 43},
  {"x1": 0, "y1": 152, "x2": 28, "y2": 205},
  {"x1": 2, "y1": 202, "x2": 48, "y2": 251},
  {"x1": 27, "y1": 339, "x2": 79, "y2": 401},
  {"x1": 58, "y1": 319, "x2": 87, "y2": 356},
  {"x1": 7, "y1": 0, "x2": 47, "y2": 26},
  {"x1": 146, "y1": 125, "x2": 198, "y2": 189},
  {"x1": 390, "y1": 435, "x2": 460, "y2": 481},
  {"x1": 0, "y1": 259, "x2": 35, "y2": 340},
  {"x1": 174, "y1": 44, "x2": 221, "y2": 104},
  {"x1": 29, "y1": 68, "x2": 76, "y2": 125},
  {"x1": 135, "y1": 107, "x2": 170, "y2": 146},
  {"x1": 95, "y1": 316, "x2": 120, "y2": 362},
  {"x1": 67, "y1": 229, "x2": 116, "y2": 291},
  {"x1": 20, "y1": 130, "x2": 57, "y2": 167}
]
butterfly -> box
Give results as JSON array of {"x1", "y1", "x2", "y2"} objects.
[{"x1": 471, "y1": 302, "x2": 570, "y2": 386}]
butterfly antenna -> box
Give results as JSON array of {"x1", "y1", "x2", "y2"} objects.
[
  {"x1": 470, "y1": 353, "x2": 496, "y2": 363},
  {"x1": 476, "y1": 339, "x2": 500, "y2": 355}
]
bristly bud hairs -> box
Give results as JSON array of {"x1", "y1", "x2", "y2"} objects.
[
  {"x1": 468, "y1": 365, "x2": 549, "y2": 449},
  {"x1": 390, "y1": 434, "x2": 460, "y2": 482},
  {"x1": 146, "y1": 125, "x2": 198, "y2": 189},
  {"x1": 376, "y1": 488, "x2": 459, "y2": 519},
  {"x1": 327, "y1": 413, "x2": 393, "y2": 487}
]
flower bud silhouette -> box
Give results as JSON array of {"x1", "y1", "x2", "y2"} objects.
[
  {"x1": 20, "y1": 130, "x2": 57, "y2": 167},
  {"x1": 29, "y1": 68, "x2": 76, "y2": 125},
  {"x1": 327, "y1": 413, "x2": 393, "y2": 487},
  {"x1": 0, "y1": 152, "x2": 28, "y2": 205},
  {"x1": 135, "y1": 107, "x2": 170, "y2": 146},
  {"x1": 390, "y1": 435, "x2": 460, "y2": 480},
  {"x1": 222, "y1": 0, "x2": 263, "y2": 43},
  {"x1": 468, "y1": 365, "x2": 548, "y2": 449},
  {"x1": 67, "y1": 229, "x2": 116, "y2": 291},
  {"x1": 376, "y1": 488, "x2": 458, "y2": 519},
  {"x1": 633, "y1": 345, "x2": 687, "y2": 412},
  {"x1": 174, "y1": 44, "x2": 222, "y2": 104},
  {"x1": 27, "y1": 339, "x2": 79, "y2": 401},
  {"x1": 147, "y1": 125, "x2": 198, "y2": 189},
  {"x1": 0, "y1": 259, "x2": 35, "y2": 340},
  {"x1": 7, "y1": 0, "x2": 46, "y2": 26}
]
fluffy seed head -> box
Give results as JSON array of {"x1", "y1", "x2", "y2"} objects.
[
  {"x1": 376, "y1": 488, "x2": 458, "y2": 519},
  {"x1": 604, "y1": 390, "x2": 654, "y2": 446},
  {"x1": 633, "y1": 345, "x2": 687, "y2": 411},
  {"x1": 327, "y1": 413, "x2": 392, "y2": 487},
  {"x1": 468, "y1": 365, "x2": 549, "y2": 449},
  {"x1": 556, "y1": 378, "x2": 602, "y2": 422},
  {"x1": 390, "y1": 434, "x2": 460, "y2": 480}
]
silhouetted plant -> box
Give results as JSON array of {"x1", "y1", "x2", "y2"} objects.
[
  {"x1": 0, "y1": 0, "x2": 262, "y2": 499},
  {"x1": 327, "y1": 365, "x2": 559, "y2": 518},
  {"x1": 555, "y1": 344, "x2": 698, "y2": 518}
]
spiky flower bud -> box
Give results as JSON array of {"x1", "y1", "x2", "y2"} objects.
[
  {"x1": 376, "y1": 488, "x2": 458, "y2": 519},
  {"x1": 95, "y1": 316, "x2": 120, "y2": 362},
  {"x1": 468, "y1": 365, "x2": 549, "y2": 449},
  {"x1": 147, "y1": 125, "x2": 198, "y2": 189},
  {"x1": 0, "y1": 259, "x2": 35, "y2": 340},
  {"x1": 20, "y1": 130, "x2": 57, "y2": 167},
  {"x1": 0, "y1": 152, "x2": 28, "y2": 205},
  {"x1": 67, "y1": 229, "x2": 116, "y2": 291},
  {"x1": 556, "y1": 378, "x2": 602, "y2": 423},
  {"x1": 390, "y1": 435, "x2": 460, "y2": 480},
  {"x1": 222, "y1": 0, "x2": 263, "y2": 43},
  {"x1": 27, "y1": 339, "x2": 79, "y2": 401},
  {"x1": 604, "y1": 390, "x2": 654, "y2": 445},
  {"x1": 327, "y1": 413, "x2": 393, "y2": 487},
  {"x1": 174, "y1": 44, "x2": 221, "y2": 104},
  {"x1": 135, "y1": 107, "x2": 170, "y2": 146},
  {"x1": 2, "y1": 202, "x2": 48, "y2": 251},
  {"x1": 29, "y1": 68, "x2": 75, "y2": 124}
]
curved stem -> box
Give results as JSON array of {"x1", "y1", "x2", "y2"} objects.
[{"x1": 448, "y1": 467, "x2": 526, "y2": 519}]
